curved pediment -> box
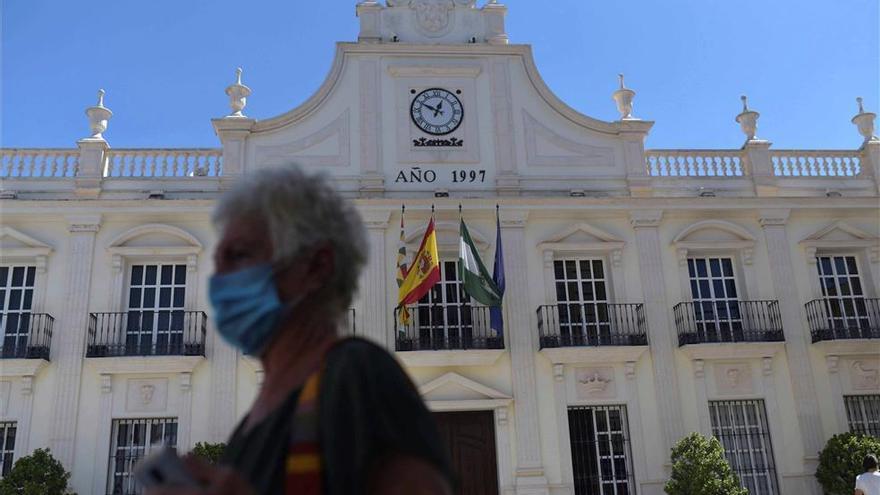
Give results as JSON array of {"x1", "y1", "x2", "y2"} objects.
[
  {"x1": 673, "y1": 220, "x2": 756, "y2": 245},
  {"x1": 108, "y1": 224, "x2": 202, "y2": 251}
]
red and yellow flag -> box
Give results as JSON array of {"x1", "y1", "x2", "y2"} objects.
[{"x1": 397, "y1": 218, "x2": 441, "y2": 310}]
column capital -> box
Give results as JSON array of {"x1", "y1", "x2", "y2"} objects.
[
  {"x1": 758, "y1": 209, "x2": 790, "y2": 227},
  {"x1": 499, "y1": 209, "x2": 528, "y2": 228},
  {"x1": 762, "y1": 356, "x2": 774, "y2": 376},
  {"x1": 100, "y1": 374, "x2": 112, "y2": 394},
  {"x1": 360, "y1": 210, "x2": 392, "y2": 230},
  {"x1": 66, "y1": 215, "x2": 102, "y2": 233},
  {"x1": 552, "y1": 364, "x2": 564, "y2": 382},
  {"x1": 693, "y1": 359, "x2": 705, "y2": 379},
  {"x1": 180, "y1": 372, "x2": 192, "y2": 392},
  {"x1": 20, "y1": 375, "x2": 34, "y2": 396},
  {"x1": 629, "y1": 210, "x2": 663, "y2": 228},
  {"x1": 625, "y1": 361, "x2": 637, "y2": 380},
  {"x1": 826, "y1": 355, "x2": 840, "y2": 374}
]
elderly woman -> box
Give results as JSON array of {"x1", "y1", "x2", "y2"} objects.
[{"x1": 147, "y1": 166, "x2": 452, "y2": 495}]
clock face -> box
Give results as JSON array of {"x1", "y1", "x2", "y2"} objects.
[{"x1": 410, "y1": 88, "x2": 463, "y2": 136}]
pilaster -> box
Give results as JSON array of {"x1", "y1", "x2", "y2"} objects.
[
  {"x1": 178, "y1": 372, "x2": 193, "y2": 450},
  {"x1": 691, "y1": 359, "x2": 711, "y2": 435},
  {"x1": 75, "y1": 138, "x2": 108, "y2": 198},
  {"x1": 49, "y1": 215, "x2": 101, "y2": 469},
  {"x1": 491, "y1": 59, "x2": 520, "y2": 196},
  {"x1": 624, "y1": 361, "x2": 650, "y2": 495},
  {"x1": 91, "y1": 374, "x2": 114, "y2": 495},
  {"x1": 211, "y1": 117, "x2": 255, "y2": 185},
  {"x1": 618, "y1": 120, "x2": 655, "y2": 197},
  {"x1": 629, "y1": 210, "x2": 685, "y2": 454},
  {"x1": 761, "y1": 356, "x2": 788, "y2": 495},
  {"x1": 758, "y1": 210, "x2": 824, "y2": 468},
  {"x1": 358, "y1": 59, "x2": 385, "y2": 196},
  {"x1": 551, "y1": 364, "x2": 573, "y2": 491},
  {"x1": 824, "y1": 355, "x2": 849, "y2": 434},
  {"x1": 359, "y1": 211, "x2": 391, "y2": 347},
  {"x1": 14, "y1": 376, "x2": 36, "y2": 461},
  {"x1": 744, "y1": 140, "x2": 775, "y2": 196},
  {"x1": 499, "y1": 210, "x2": 548, "y2": 494},
  {"x1": 209, "y1": 331, "x2": 239, "y2": 442}
]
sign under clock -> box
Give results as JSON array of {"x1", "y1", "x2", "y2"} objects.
[{"x1": 410, "y1": 88, "x2": 463, "y2": 136}]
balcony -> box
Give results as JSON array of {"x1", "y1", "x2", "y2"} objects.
[
  {"x1": 537, "y1": 303, "x2": 647, "y2": 349},
  {"x1": 0, "y1": 313, "x2": 53, "y2": 360},
  {"x1": 86, "y1": 311, "x2": 206, "y2": 358},
  {"x1": 395, "y1": 304, "x2": 502, "y2": 351},
  {"x1": 674, "y1": 300, "x2": 784, "y2": 346},
  {"x1": 805, "y1": 297, "x2": 880, "y2": 343}
]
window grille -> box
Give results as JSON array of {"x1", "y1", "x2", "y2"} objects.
[
  {"x1": 816, "y1": 256, "x2": 870, "y2": 330},
  {"x1": 708, "y1": 400, "x2": 779, "y2": 495},
  {"x1": 1, "y1": 266, "x2": 36, "y2": 356},
  {"x1": 554, "y1": 259, "x2": 611, "y2": 345},
  {"x1": 0, "y1": 422, "x2": 15, "y2": 478},
  {"x1": 414, "y1": 260, "x2": 476, "y2": 347},
  {"x1": 845, "y1": 395, "x2": 880, "y2": 437},
  {"x1": 568, "y1": 405, "x2": 634, "y2": 495},
  {"x1": 688, "y1": 257, "x2": 744, "y2": 342},
  {"x1": 107, "y1": 418, "x2": 178, "y2": 495}
]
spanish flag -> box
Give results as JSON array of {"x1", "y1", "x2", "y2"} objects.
[{"x1": 397, "y1": 217, "x2": 441, "y2": 312}]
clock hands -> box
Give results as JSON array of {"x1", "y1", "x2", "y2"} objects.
[{"x1": 422, "y1": 101, "x2": 445, "y2": 118}]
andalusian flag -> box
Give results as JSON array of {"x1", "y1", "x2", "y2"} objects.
[
  {"x1": 458, "y1": 218, "x2": 503, "y2": 308},
  {"x1": 397, "y1": 217, "x2": 441, "y2": 314}
]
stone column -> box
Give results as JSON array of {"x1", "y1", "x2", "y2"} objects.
[
  {"x1": 14, "y1": 376, "x2": 36, "y2": 460},
  {"x1": 49, "y1": 215, "x2": 101, "y2": 469},
  {"x1": 758, "y1": 210, "x2": 824, "y2": 471},
  {"x1": 178, "y1": 372, "x2": 194, "y2": 451},
  {"x1": 209, "y1": 329, "x2": 238, "y2": 442},
  {"x1": 629, "y1": 210, "x2": 685, "y2": 453},
  {"x1": 359, "y1": 211, "x2": 391, "y2": 347},
  {"x1": 91, "y1": 374, "x2": 114, "y2": 494},
  {"x1": 500, "y1": 210, "x2": 548, "y2": 494}
]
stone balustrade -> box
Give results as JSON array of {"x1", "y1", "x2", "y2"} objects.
[
  {"x1": 770, "y1": 150, "x2": 861, "y2": 177},
  {"x1": 1, "y1": 149, "x2": 79, "y2": 177},
  {"x1": 104, "y1": 149, "x2": 223, "y2": 177},
  {"x1": 645, "y1": 150, "x2": 745, "y2": 177}
]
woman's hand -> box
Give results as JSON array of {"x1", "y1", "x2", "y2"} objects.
[{"x1": 144, "y1": 455, "x2": 256, "y2": 495}]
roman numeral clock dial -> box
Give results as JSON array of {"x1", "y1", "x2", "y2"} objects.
[{"x1": 410, "y1": 88, "x2": 463, "y2": 136}]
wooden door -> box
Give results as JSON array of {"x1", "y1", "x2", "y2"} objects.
[{"x1": 434, "y1": 410, "x2": 499, "y2": 495}]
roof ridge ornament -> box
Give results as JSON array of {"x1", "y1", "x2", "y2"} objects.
[
  {"x1": 735, "y1": 94, "x2": 760, "y2": 142},
  {"x1": 611, "y1": 73, "x2": 637, "y2": 120},
  {"x1": 225, "y1": 67, "x2": 252, "y2": 118},
  {"x1": 85, "y1": 89, "x2": 113, "y2": 140},
  {"x1": 852, "y1": 96, "x2": 878, "y2": 143}
]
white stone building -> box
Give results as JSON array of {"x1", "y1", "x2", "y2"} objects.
[{"x1": 1, "y1": 2, "x2": 878, "y2": 494}]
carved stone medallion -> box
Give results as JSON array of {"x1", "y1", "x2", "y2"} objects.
[
  {"x1": 575, "y1": 367, "x2": 616, "y2": 399},
  {"x1": 412, "y1": 0, "x2": 454, "y2": 35},
  {"x1": 714, "y1": 363, "x2": 753, "y2": 395},
  {"x1": 851, "y1": 360, "x2": 880, "y2": 391},
  {"x1": 125, "y1": 378, "x2": 168, "y2": 413}
]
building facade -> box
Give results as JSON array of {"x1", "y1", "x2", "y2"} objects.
[{"x1": 1, "y1": 2, "x2": 879, "y2": 494}]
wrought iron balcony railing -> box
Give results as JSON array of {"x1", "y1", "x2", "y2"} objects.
[
  {"x1": 0, "y1": 313, "x2": 53, "y2": 360},
  {"x1": 86, "y1": 311, "x2": 207, "y2": 357},
  {"x1": 805, "y1": 297, "x2": 880, "y2": 342},
  {"x1": 674, "y1": 300, "x2": 784, "y2": 346},
  {"x1": 537, "y1": 303, "x2": 647, "y2": 349},
  {"x1": 394, "y1": 304, "x2": 503, "y2": 351}
]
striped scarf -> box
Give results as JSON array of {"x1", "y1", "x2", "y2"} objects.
[{"x1": 285, "y1": 370, "x2": 323, "y2": 494}]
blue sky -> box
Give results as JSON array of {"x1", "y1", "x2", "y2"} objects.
[{"x1": 2, "y1": 0, "x2": 877, "y2": 149}]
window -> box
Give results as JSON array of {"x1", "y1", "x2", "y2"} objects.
[
  {"x1": 0, "y1": 266, "x2": 36, "y2": 358},
  {"x1": 688, "y1": 257, "x2": 743, "y2": 342},
  {"x1": 568, "y1": 405, "x2": 634, "y2": 495},
  {"x1": 0, "y1": 422, "x2": 15, "y2": 478},
  {"x1": 126, "y1": 264, "x2": 186, "y2": 355},
  {"x1": 709, "y1": 400, "x2": 779, "y2": 495},
  {"x1": 108, "y1": 418, "x2": 178, "y2": 495},
  {"x1": 845, "y1": 395, "x2": 880, "y2": 437},
  {"x1": 414, "y1": 260, "x2": 476, "y2": 348},
  {"x1": 816, "y1": 256, "x2": 870, "y2": 331},
  {"x1": 554, "y1": 259, "x2": 610, "y2": 345}
]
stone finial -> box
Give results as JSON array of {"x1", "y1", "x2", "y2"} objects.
[
  {"x1": 85, "y1": 89, "x2": 113, "y2": 140},
  {"x1": 225, "y1": 67, "x2": 252, "y2": 118},
  {"x1": 735, "y1": 95, "x2": 760, "y2": 141},
  {"x1": 852, "y1": 96, "x2": 878, "y2": 143},
  {"x1": 611, "y1": 73, "x2": 636, "y2": 120}
]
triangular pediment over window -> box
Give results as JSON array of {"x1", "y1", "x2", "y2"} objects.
[
  {"x1": 800, "y1": 221, "x2": 880, "y2": 262},
  {"x1": 419, "y1": 372, "x2": 511, "y2": 403},
  {"x1": 404, "y1": 220, "x2": 490, "y2": 252},
  {"x1": 537, "y1": 223, "x2": 625, "y2": 256},
  {"x1": 0, "y1": 226, "x2": 52, "y2": 256}
]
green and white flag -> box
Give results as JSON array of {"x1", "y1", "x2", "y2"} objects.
[{"x1": 459, "y1": 218, "x2": 502, "y2": 307}]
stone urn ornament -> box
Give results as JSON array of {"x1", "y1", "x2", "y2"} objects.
[
  {"x1": 85, "y1": 89, "x2": 113, "y2": 139},
  {"x1": 225, "y1": 67, "x2": 252, "y2": 118},
  {"x1": 852, "y1": 97, "x2": 878, "y2": 143},
  {"x1": 735, "y1": 95, "x2": 760, "y2": 141},
  {"x1": 611, "y1": 74, "x2": 636, "y2": 120}
]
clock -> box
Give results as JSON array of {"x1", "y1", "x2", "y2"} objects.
[{"x1": 410, "y1": 88, "x2": 463, "y2": 136}]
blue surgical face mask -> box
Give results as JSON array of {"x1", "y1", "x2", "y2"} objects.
[{"x1": 208, "y1": 263, "x2": 301, "y2": 355}]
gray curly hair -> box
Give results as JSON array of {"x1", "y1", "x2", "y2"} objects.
[{"x1": 212, "y1": 165, "x2": 367, "y2": 313}]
